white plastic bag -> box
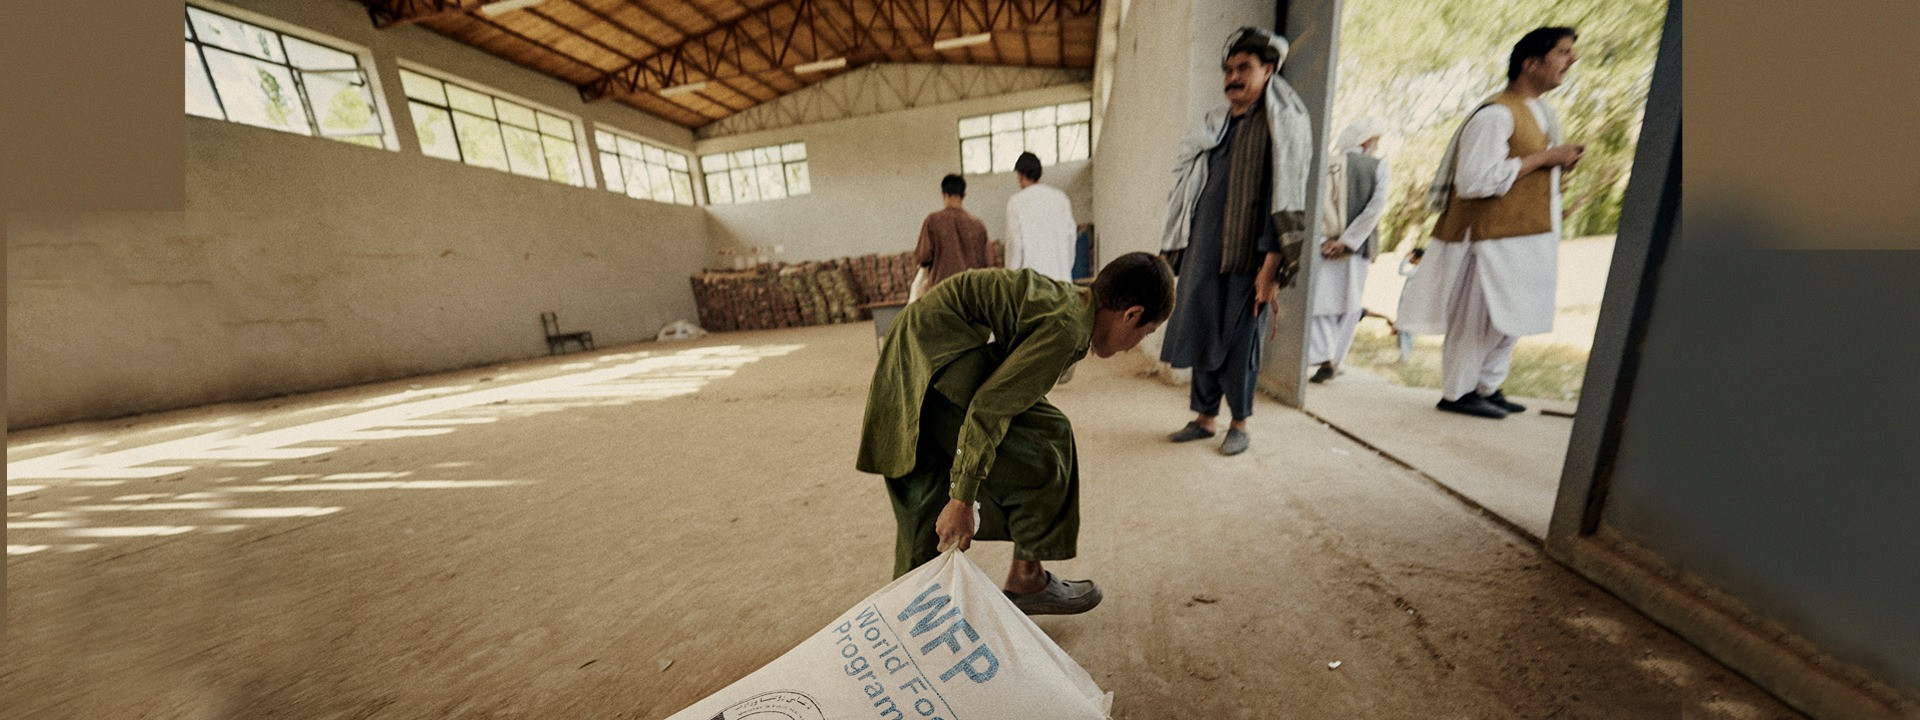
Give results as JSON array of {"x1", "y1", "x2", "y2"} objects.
[
  {"x1": 657, "y1": 320, "x2": 709, "y2": 342},
  {"x1": 660, "y1": 549, "x2": 1112, "y2": 720},
  {"x1": 907, "y1": 267, "x2": 932, "y2": 304}
]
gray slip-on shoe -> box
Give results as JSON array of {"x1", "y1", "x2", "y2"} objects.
[
  {"x1": 1167, "y1": 422, "x2": 1216, "y2": 443},
  {"x1": 1005, "y1": 572, "x2": 1103, "y2": 615},
  {"x1": 1219, "y1": 428, "x2": 1250, "y2": 456}
]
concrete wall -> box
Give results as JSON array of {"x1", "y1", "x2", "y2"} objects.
[
  {"x1": 6, "y1": 0, "x2": 706, "y2": 429},
  {"x1": 1089, "y1": 0, "x2": 1194, "y2": 267},
  {"x1": 1260, "y1": 0, "x2": 1341, "y2": 408},
  {"x1": 697, "y1": 84, "x2": 1094, "y2": 265}
]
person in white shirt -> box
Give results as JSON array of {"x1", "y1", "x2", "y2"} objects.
[
  {"x1": 1308, "y1": 117, "x2": 1393, "y2": 383},
  {"x1": 1398, "y1": 26, "x2": 1584, "y2": 419},
  {"x1": 1004, "y1": 152, "x2": 1079, "y2": 283}
]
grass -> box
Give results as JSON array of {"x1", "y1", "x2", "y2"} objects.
[{"x1": 1342, "y1": 322, "x2": 1590, "y2": 402}]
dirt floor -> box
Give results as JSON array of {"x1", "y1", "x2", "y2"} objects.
[{"x1": 5, "y1": 322, "x2": 1802, "y2": 719}]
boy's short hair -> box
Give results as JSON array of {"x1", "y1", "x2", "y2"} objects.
[
  {"x1": 1014, "y1": 152, "x2": 1043, "y2": 181},
  {"x1": 1092, "y1": 252, "x2": 1177, "y2": 325},
  {"x1": 941, "y1": 174, "x2": 966, "y2": 197}
]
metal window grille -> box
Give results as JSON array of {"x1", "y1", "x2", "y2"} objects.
[
  {"x1": 185, "y1": 5, "x2": 388, "y2": 149},
  {"x1": 595, "y1": 130, "x2": 696, "y2": 206},
  {"x1": 397, "y1": 67, "x2": 585, "y2": 187},
  {"x1": 699, "y1": 142, "x2": 809, "y2": 205},
  {"x1": 957, "y1": 100, "x2": 1092, "y2": 174}
]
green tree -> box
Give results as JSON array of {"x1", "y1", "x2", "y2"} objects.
[
  {"x1": 322, "y1": 82, "x2": 373, "y2": 134},
  {"x1": 256, "y1": 68, "x2": 294, "y2": 128},
  {"x1": 543, "y1": 138, "x2": 580, "y2": 184},
  {"x1": 503, "y1": 127, "x2": 545, "y2": 175},
  {"x1": 1331, "y1": 0, "x2": 1666, "y2": 252}
]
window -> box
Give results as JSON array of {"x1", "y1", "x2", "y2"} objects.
[
  {"x1": 184, "y1": 5, "x2": 388, "y2": 149},
  {"x1": 596, "y1": 130, "x2": 694, "y2": 205},
  {"x1": 700, "y1": 143, "x2": 809, "y2": 205},
  {"x1": 398, "y1": 68, "x2": 585, "y2": 186},
  {"x1": 958, "y1": 100, "x2": 1091, "y2": 174}
]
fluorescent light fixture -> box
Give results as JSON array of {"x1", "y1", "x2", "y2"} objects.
[
  {"x1": 478, "y1": 0, "x2": 547, "y2": 16},
  {"x1": 659, "y1": 81, "x2": 711, "y2": 97},
  {"x1": 794, "y1": 57, "x2": 849, "y2": 74},
  {"x1": 932, "y1": 33, "x2": 993, "y2": 51}
]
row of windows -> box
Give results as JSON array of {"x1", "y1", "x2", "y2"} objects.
[
  {"x1": 183, "y1": 4, "x2": 1092, "y2": 206},
  {"x1": 958, "y1": 101, "x2": 1093, "y2": 174},
  {"x1": 400, "y1": 69, "x2": 586, "y2": 187},
  {"x1": 182, "y1": 5, "x2": 726, "y2": 206},
  {"x1": 599, "y1": 131, "x2": 696, "y2": 205},
  {"x1": 701, "y1": 143, "x2": 810, "y2": 206}
]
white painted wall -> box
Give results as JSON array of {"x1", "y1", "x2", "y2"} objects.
[
  {"x1": 6, "y1": 0, "x2": 706, "y2": 428},
  {"x1": 698, "y1": 84, "x2": 1094, "y2": 265},
  {"x1": 1090, "y1": 1, "x2": 1193, "y2": 264}
]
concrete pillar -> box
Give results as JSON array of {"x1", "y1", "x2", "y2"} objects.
[{"x1": 1256, "y1": 0, "x2": 1341, "y2": 409}]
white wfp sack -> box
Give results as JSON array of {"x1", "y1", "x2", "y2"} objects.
[{"x1": 658, "y1": 549, "x2": 1112, "y2": 720}]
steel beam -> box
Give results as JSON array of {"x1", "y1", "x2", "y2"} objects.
[{"x1": 579, "y1": 0, "x2": 1098, "y2": 101}]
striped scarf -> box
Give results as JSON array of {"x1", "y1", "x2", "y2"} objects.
[{"x1": 1218, "y1": 103, "x2": 1272, "y2": 275}]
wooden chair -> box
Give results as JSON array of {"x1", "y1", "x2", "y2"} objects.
[{"x1": 540, "y1": 311, "x2": 595, "y2": 355}]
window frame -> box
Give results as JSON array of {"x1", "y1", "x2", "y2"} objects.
[
  {"x1": 593, "y1": 128, "x2": 697, "y2": 206},
  {"x1": 396, "y1": 64, "x2": 590, "y2": 187},
  {"x1": 699, "y1": 142, "x2": 810, "y2": 205},
  {"x1": 184, "y1": 2, "x2": 395, "y2": 150},
  {"x1": 957, "y1": 99, "x2": 1093, "y2": 174}
]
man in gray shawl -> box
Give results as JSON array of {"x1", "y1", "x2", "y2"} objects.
[{"x1": 1159, "y1": 27, "x2": 1313, "y2": 456}]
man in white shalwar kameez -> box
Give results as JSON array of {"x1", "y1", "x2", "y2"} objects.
[
  {"x1": 1308, "y1": 117, "x2": 1393, "y2": 382},
  {"x1": 1398, "y1": 27, "x2": 1584, "y2": 419},
  {"x1": 1005, "y1": 151, "x2": 1079, "y2": 283}
]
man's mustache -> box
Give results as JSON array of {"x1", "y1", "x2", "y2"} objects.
[{"x1": 1226, "y1": 82, "x2": 1247, "y2": 92}]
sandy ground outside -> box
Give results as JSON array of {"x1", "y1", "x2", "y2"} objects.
[{"x1": 6, "y1": 322, "x2": 1800, "y2": 719}]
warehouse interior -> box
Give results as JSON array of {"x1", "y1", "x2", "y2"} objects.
[{"x1": 7, "y1": 0, "x2": 1917, "y2": 718}]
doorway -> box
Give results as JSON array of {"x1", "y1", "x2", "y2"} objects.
[{"x1": 1298, "y1": 0, "x2": 1669, "y2": 540}]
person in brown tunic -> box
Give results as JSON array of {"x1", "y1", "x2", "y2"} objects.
[{"x1": 914, "y1": 174, "x2": 993, "y2": 289}]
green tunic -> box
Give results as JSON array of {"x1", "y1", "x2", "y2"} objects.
[{"x1": 856, "y1": 268, "x2": 1094, "y2": 575}]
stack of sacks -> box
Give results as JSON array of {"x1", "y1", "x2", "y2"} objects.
[
  {"x1": 689, "y1": 244, "x2": 1006, "y2": 333},
  {"x1": 688, "y1": 262, "x2": 861, "y2": 332}
]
